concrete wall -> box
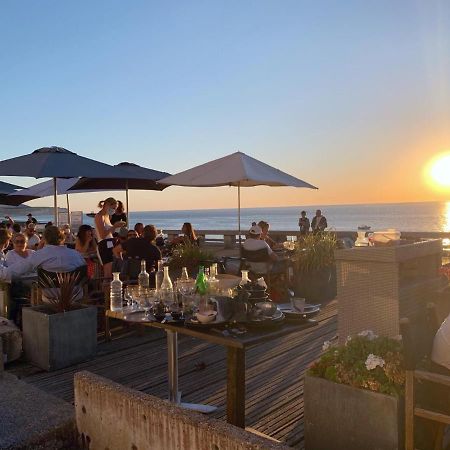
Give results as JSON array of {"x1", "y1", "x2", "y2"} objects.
[{"x1": 75, "y1": 371, "x2": 291, "y2": 450}]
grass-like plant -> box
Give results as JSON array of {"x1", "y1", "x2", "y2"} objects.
[
  {"x1": 41, "y1": 272, "x2": 82, "y2": 313},
  {"x1": 295, "y1": 232, "x2": 338, "y2": 273},
  {"x1": 309, "y1": 332, "x2": 405, "y2": 397},
  {"x1": 168, "y1": 242, "x2": 215, "y2": 271}
]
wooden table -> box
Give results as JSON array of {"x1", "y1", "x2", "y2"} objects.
[{"x1": 106, "y1": 309, "x2": 317, "y2": 428}]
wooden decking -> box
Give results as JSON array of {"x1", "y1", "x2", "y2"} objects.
[{"x1": 8, "y1": 300, "x2": 337, "y2": 449}]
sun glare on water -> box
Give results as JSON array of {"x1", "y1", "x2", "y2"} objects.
[{"x1": 429, "y1": 153, "x2": 450, "y2": 189}]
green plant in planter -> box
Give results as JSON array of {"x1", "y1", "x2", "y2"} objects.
[
  {"x1": 309, "y1": 331, "x2": 405, "y2": 397},
  {"x1": 41, "y1": 272, "x2": 83, "y2": 313},
  {"x1": 168, "y1": 242, "x2": 215, "y2": 273},
  {"x1": 295, "y1": 232, "x2": 338, "y2": 273}
]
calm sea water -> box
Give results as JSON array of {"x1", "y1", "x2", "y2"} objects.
[{"x1": 37, "y1": 201, "x2": 450, "y2": 232}]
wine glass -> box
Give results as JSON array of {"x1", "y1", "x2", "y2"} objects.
[{"x1": 123, "y1": 286, "x2": 134, "y2": 311}]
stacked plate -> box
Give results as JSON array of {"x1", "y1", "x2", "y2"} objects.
[{"x1": 277, "y1": 303, "x2": 320, "y2": 320}]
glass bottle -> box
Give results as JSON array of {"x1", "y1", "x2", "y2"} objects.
[
  {"x1": 240, "y1": 270, "x2": 250, "y2": 286},
  {"x1": 138, "y1": 260, "x2": 150, "y2": 297},
  {"x1": 159, "y1": 266, "x2": 174, "y2": 304},
  {"x1": 181, "y1": 267, "x2": 189, "y2": 281},
  {"x1": 110, "y1": 272, "x2": 123, "y2": 311},
  {"x1": 155, "y1": 260, "x2": 164, "y2": 291},
  {"x1": 195, "y1": 266, "x2": 209, "y2": 313}
]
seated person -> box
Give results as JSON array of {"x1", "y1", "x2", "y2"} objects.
[
  {"x1": 113, "y1": 224, "x2": 161, "y2": 276},
  {"x1": 243, "y1": 224, "x2": 278, "y2": 274},
  {"x1": 432, "y1": 313, "x2": 450, "y2": 371},
  {"x1": 0, "y1": 225, "x2": 86, "y2": 283},
  {"x1": 5, "y1": 233, "x2": 36, "y2": 278},
  {"x1": 0, "y1": 228, "x2": 12, "y2": 265},
  {"x1": 25, "y1": 222, "x2": 40, "y2": 250},
  {"x1": 61, "y1": 224, "x2": 76, "y2": 246},
  {"x1": 257, "y1": 220, "x2": 283, "y2": 250},
  {"x1": 172, "y1": 222, "x2": 198, "y2": 246},
  {"x1": 75, "y1": 225, "x2": 98, "y2": 279},
  {"x1": 134, "y1": 222, "x2": 144, "y2": 237}
]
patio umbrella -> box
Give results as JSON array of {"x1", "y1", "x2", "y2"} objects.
[
  {"x1": 0, "y1": 147, "x2": 132, "y2": 225},
  {"x1": 2, "y1": 178, "x2": 110, "y2": 226},
  {"x1": 68, "y1": 162, "x2": 171, "y2": 218},
  {"x1": 159, "y1": 151, "x2": 318, "y2": 242},
  {"x1": 0, "y1": 180, "x2": 23, "y2": 195}
]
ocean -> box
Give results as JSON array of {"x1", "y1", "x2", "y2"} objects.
[{"x1": 21, "y1": 201, "x2": 450, "y2": 233}]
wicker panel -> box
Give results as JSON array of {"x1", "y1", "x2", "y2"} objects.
[{"x1": 337, "y1": 260, "x2": 399, "y2": 343}]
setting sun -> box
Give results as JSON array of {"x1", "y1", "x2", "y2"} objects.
[{"x1": 428, "y1": 153, "x2": 450, "y2": 189}]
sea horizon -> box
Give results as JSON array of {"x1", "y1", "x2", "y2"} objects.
[{"x1": 2, "y1": 200, "x2": 449, "y2": 233}]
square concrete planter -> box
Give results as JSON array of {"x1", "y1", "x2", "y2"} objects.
[
  {"x1": 23, "y1": 305, "x2": 97, "y2": 371},
  {"x1": 305, "y1": 374, "x2": 403, "y2": 450}
]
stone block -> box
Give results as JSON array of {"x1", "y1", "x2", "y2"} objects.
[{"x1": 0, "y1": 318, "x2": 22, "y2": 363}]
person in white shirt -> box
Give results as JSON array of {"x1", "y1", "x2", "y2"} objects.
[
  {"x1": 25, "y1": 223, "x2": 40, "y2": 250},
  {"x1": 243, "y1": 224, "x2": 278, "y2": 274},
  {"x1": 432, "y1": 314, "x2": 450, "y2": 371},
  {"x1": 0, "y1": 226, "x2": 86, "y2": 283},
  {"x1": 5, "y1": 233, "x2": 35, "y2": 276}
]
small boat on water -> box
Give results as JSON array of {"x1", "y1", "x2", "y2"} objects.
[{"x1": 86, "y1": 212, "x2": 96, "y2": 218}]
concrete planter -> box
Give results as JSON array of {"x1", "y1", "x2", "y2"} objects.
[
  {"x1": 305, "y1": 374, "x2": 403, "y2": 450},
  {"x1": 22, "y1": 305, "x2": 97, "y2": 371}
]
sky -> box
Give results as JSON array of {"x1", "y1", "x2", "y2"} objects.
[{"x1": 0, "y1": 0, "x2": 450, "y2": 212}]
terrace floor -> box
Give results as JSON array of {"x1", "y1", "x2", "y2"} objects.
[{"x1": 7, "y1": 299, "x2": 337, "y2": 449}]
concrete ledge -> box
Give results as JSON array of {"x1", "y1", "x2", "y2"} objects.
[
  {"x1": 75, "y1": 371, "x2": 291, "y2": 450},
  {"x1": 0, "y1": 373, "x2": 76, "y2": 449}
]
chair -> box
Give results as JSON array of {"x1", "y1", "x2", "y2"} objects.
[
  {"x1": 241, "y1": 247, "x2": 273, "y2": 282},
  {"x1": 400, "y1": 303, "x2": 450, "y2": 450},
  {"x1": 120, "y1": 256, "x2": 156, "y2": 286},
  {"x1": 32, "y1": 266, "x2": 89, "y2": 305}
]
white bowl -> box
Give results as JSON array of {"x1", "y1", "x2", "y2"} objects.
[{"x1": 196, "y1": 311, "x2": 217, "y2": 324}]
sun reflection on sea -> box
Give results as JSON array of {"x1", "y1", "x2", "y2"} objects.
[{"x1": 443, "y1": 201, "x2": 450, "y2": 234}]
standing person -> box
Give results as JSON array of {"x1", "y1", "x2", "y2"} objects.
[
  {"x1": 25, "y1": 223, "x2": 40, "y2": 250},
  {"x1": 110, "y1": 200, "x2": 127, "y2": 226},
  {"x1": 25, "y1": 213, "x2": 37, "y2": 226},
  {"x1": 311, "y1": 209, "x2": 328, "y2": 234},
  {"x1": 298, "y1": 211, "x2": 310, "y2": 236},
  {"x1": 95, "y1": 197, "x2": 126, "y2": 279}
]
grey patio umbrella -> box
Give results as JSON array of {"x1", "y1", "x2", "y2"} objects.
[
  {"x1": 159, "y1": 151, "x2": 318, "y2": 243},
  {"x1": 0, "y1": 147, "x2": 133, "y2": 225},
  {"x1": 0, "y1": 180, "x2": 23, "y2": 195},
  {"x1": 68, "y1": 162, "x2": 171, "y2": 218}
]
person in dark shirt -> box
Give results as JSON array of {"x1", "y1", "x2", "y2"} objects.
[
  {"x1": 25, "y1": 213, "x2": 37, "y2": 226},
  {"x1": 113, "y1": 224, "x2": 161, "y2": 273},
  {"x1": 298, "y1": 210, "x2": 310, "y2": 236},
  {"x1": 110, "y1": 200, "x2": 127, "y2": 226},
  {"x1": 311, "y1": 209, "x2": 328, "y2": 234}
]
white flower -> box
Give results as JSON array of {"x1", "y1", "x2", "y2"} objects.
[
  {"x1": 358, "y1": 330, "x2": 378, "y2": 341},
  {"x1": 365, "y1": 353, "x2": 385, "y2": 371},
  {"x1": 322, "y1": 340, "x2": 331, "y2": 351}
]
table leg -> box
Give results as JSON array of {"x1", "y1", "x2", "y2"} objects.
[
  {"x1": 165, "y1": 329, "x2": 217, "y2": 414},
  {"x1": 227, "y1": 346, "x2": 245, "y2": 428}
]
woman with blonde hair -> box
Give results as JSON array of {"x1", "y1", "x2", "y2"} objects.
[{"x1": 95, "y1": 197, "x2": 126, "y2": 279}]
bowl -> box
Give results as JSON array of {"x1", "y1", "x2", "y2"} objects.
[
  {"x1": 254, "y1": 301, "x2": 277, "y2": 316},
  {"x1": 196, "y1": 311, "x2": 217, "y2": 324}
]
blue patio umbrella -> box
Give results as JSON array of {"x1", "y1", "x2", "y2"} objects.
[
  {"x1": 0, "y1": 180, "x2": 23, "y2": 195},
  {"x1": 0, "y1": 147, "x2": 133, "y2": 224}
]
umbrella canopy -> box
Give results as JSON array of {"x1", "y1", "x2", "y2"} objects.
[
  {"x1": 0, "y1": 147, "x2": 132, "y2": 224},
  {"x1": 0, "y1": 180, "x2": 23, "y2": 195},
  {"x1": 68, "y1": 162, "x2": 171, "y2": 217},
  {"x1": 159, "y1": 151, "x2": 318, "y2": 240}
]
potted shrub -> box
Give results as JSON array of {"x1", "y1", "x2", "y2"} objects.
[
  {"x1": 22, "y1": 272, "x2": 97, "y2": 371},
  {"x1": 304, "y1": 331, "x2": 405, "y2": 450},
  {"x1": 168, "y1": 243, "x2": 215, "y2": 279},
  {"x1": 294, "y1": 232, "x2": 338, "y2": 302}
]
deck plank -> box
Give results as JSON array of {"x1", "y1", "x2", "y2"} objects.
[{"x1": 10, "y1": 300, "x2": 337, "y2": 448}]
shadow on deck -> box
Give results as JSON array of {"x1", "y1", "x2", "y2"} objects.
[{"x1": 7, "y1": 300, "x2": 337, "y2": 449}]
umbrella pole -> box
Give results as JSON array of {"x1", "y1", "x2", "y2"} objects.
[
  {"x1": 53, "y1": 177, "x2": 58, "y2": 226},
  {"x1": 66, "y1": 194, "x2": 71, "y2": 228},
  {"x1": 125, "y1": 180, "x2": 129, "y2": 226},
  {"x1": 238, "y1": 183, "x2": 241, "y2": 248}
]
